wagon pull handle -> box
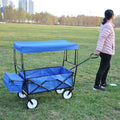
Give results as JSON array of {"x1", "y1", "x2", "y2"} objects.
[{"x1": 70, "y1": 53, "x2": 99, "y2": 70}]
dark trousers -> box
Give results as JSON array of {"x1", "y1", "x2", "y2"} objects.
[{"x1": 95, "y1": 52, "x2": 112, "y2": 87}]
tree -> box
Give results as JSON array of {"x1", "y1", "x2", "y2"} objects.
[
  {"x1": 35, "y1": 13, "x2": 41, "y2": 24},
  {"x1": 17, "y1": 7, "x2": 26, "y2": 23},
  {"x1": 2, "y1": 6, "x2": 120, "y2": 27},
  {"x1": 59, "y1": 16, "x2": 66, "y2": 25},
  {"x1": 113, "y1": 15, "x2": 120, "y2": 27},
  {"x1": 26, "y1": 13, "x2": 32, "y2": 23},
  {"x1": 4, "y1": 6, "x2": 15, "y2": 22},
  {"x1": 31, "y1": 14, "x2": 35, "y2": 23}
]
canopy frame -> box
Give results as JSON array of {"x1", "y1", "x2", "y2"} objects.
[{"x1": 13, "y1": 41, "x2": 78, "y2": 95}]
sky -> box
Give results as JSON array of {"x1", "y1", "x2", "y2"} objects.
[{"x1": 11, "y1": 0, "x2": 120, "y2": 17}]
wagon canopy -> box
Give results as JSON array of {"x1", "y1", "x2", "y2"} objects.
[{"x1": 14, "y1": 40, "x2": 78, "y2": 53}]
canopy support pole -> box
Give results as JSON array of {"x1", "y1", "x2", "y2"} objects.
[
  {"x1": 62, "y1": 49, "x2": 78, "y2": 66},
  {"x1": 21, "y1": 53, "x2": 29, "y2": 95},
  {"x1": 21, "y1": 53, "x2": 26, "y2": 78},
  {"x1": 14, "y1": 50, "x2": 17, "y2": 74}
]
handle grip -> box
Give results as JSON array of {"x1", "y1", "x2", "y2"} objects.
[{"x1": 89, "y1": 53, "x2": 99, "y2": 59}]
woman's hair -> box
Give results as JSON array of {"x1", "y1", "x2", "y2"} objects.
[{"x1": 102, "y1": 9, "x2": 114, "y2": 25}]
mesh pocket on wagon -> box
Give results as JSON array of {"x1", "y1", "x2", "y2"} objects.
[{"x1": 3, "y1": 72, "x2": 24, "y2": 93}]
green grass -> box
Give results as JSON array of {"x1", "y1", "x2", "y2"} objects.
[{"x1": 0, "y1": 23, "x2": 120, "y2": 120}]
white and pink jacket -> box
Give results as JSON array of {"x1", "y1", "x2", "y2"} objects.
[{"x1": 96, "y1": 21, "x2": 115, "y2": 55}]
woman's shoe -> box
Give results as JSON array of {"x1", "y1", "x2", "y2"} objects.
[
  {"x1": 101, "y1": 84, "x2": 108, "y2": 88},
  {"x1": 93, "y1": 86, "x2": 106, "y2": 91}
]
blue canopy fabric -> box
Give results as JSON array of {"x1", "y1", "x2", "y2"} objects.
[{"x1": 14, "y1": 40, "x2": 78, "y2": 53}]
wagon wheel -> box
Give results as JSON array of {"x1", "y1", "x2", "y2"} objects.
[
  {"x1": 17, "y1": 92, "x2": 27, "y2": 99},
  {"x1": 55, "y1": 89, "x2": 65, "y2": 94},
  {"x1": 62, "y1": 90, "x2": 73, "y2": 99},
  {"x1": 26, "y1": 98, "x2": 38, "y2": 109}
]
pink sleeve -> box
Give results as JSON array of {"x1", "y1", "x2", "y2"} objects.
[{"x1": 96, "y1": 24, "x2": 112, "y2": 51}]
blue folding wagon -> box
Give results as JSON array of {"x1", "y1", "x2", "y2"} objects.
[{"x1": 3, "y1": 40, "x2": 98, "y2": 109}]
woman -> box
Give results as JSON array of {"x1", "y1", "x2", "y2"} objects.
[{"x1": 93, "y1": 9, "x2": 115, "y2": 91}]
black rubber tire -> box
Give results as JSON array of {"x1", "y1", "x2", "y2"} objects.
[
  {"x1": 62, "y1": 90, "x2": 73, "y2": 99},
  {"x1": 17, "y1": 92, "x2": 27, "y2": 99},
  {"x1": 55, "y1": 89, "x2": 65, "y2": 94},
  {"x1": 26, "y1": 98, "x2": 38, "y2": 109}
]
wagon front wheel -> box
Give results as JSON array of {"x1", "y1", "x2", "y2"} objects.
[
  {"x1": 17, "y1": 92, "x2": 27, "y2": 99},
  {"x1": 26, "y1": 98, "x2": 38, "y2": 109},
  {"x1": 62, "y1": 90, "x2": 73, "y2": 99},
  {"x1": 56, "y1": 89, "x2": 64, "y2": 94}
]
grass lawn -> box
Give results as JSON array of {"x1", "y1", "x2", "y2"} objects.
[{"x1": 0, "y1": 23, "x2": 120, "y2": 120}]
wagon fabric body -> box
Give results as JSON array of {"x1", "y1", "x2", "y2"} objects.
[{"x1": 18, "y1": 66, "x2": 73, "y2": 94}]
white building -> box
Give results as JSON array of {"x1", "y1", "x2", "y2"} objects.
[
  {"x1": 1, "y1": 0, "x2": 14, "y2": 8},
  {"x1": 9, "y1": 1, "x2": 14, "y2": 8},
  {"x1": 29, "y1": 0, "x2": 34, "y2": 14},
  {"x1": 19, "y1": 0, "x2": 34, "y2": 14},
  {"x1": 2, "y1": 0, "x2": 10, "y2": 7}
]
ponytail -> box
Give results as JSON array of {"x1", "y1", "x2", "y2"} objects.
[
  {"x1": 102, "y1": 18, "x2": 108, "y2": 25},
  {"x1": 102, "y1": 9, "x2": 114, "y2": 25}
]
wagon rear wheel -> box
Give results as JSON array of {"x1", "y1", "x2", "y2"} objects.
[
  {"x1": 17, "y1": 92, "x2": 27, "y2": 99},
  {"x1": 56, "y1": 89, "x2": 64, "y2": 94},
  {"x1": 26, "y1": 98, "x2": 38, "y2": 109},
  {"x1": 62, "y1": 90, "x2": 73, "y2": 99}
]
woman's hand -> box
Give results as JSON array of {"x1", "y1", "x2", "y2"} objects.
[{"x1": 94, "y1": 50, "x2": 100, "y2": 55}]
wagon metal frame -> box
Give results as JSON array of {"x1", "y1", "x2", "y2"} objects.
[{"x1": 14, "y1": 49, "x2": 78, "y2": 92}]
